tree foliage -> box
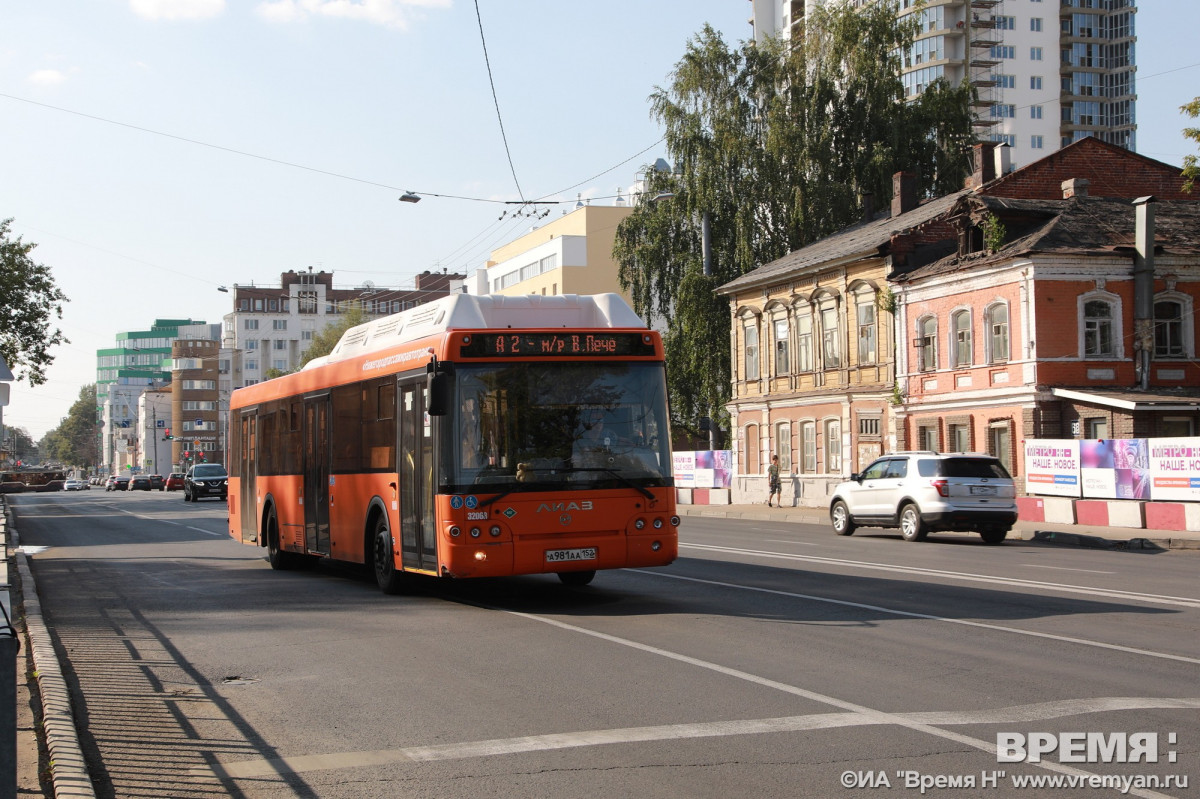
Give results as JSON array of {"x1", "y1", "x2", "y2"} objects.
[
  {"x1": 615, "y1": 6, "x2": 975, "y2": 431},
  {"x1": 41, "y1": 384, "x2": 99, "y2": 469},
  {"x1": 0, "y1": 219, "x2": 69, "y2": 386},
  {"x1": 298, "y1": 307, "x2": 368, "y2": 369},
  {"x1": 1182, "y1": 97, "x2": 1200, "y2": 193}
]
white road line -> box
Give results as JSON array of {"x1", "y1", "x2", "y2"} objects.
[
  {"x1": 644, "y1": 570, "x2": 1200, "y2": 666},
  {"x1": 204, "y1": 696, "x2": 1200, "y2": 778},
  {"x1": 198, "y1": 604, "x2": 1197, "y2": 799},
  {"x1": 765, "y1": 538, "x2": 820, "y2": 546},
  {"x1": 682, "y1": 542, "x2": 1200, "y2": 609},
  {"x1": 1024, "y1": 564, "x2": 1115, "y2": 574}
]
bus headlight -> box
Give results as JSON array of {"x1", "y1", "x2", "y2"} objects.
[
  {"x1": 634, "y1": 518, "x2": 645, "y2": 530},
  {"x1": 653, "y1": 518, "x2": 663, "y2": 529},
  {"x1": 489, "y1": 525, "x2": 502, "y2": 537},
  {"x1": 449, "y1": 526, "x2": 462, "y2": 538},
  {"x1": 670, "y1": 516, "x2": 680, "y2": 527},
  {"x1": 651, "y1": 541, "x2": 662, "y2": 551},
  {"x1": 474, "y1": 550, "x2": 487, "y2": 561},
  {"x1": 470, "y1": 527, "x2": 482, "y2": 538}
]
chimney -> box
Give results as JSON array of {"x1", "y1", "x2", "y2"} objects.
[
  {"x1": 1132, "y1": 196, "x2": 1157, "y2": 390},
  {"x1": 966, "y1": 142, "x2": 997, "y2": 189},
  {"x1": 1062, "y1": 178, "x2": 1090, "y2": 199},
  {"x1": 892, "y1": 172, "x2": 918, "y2": 217},
  {"x1": 994, "y1": 143, "x2": 1011, "y2": 177},
  {"x1": 861, "y1": 191, "x2": 875, "y2": 222}
]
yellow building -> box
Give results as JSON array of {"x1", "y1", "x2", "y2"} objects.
[{"x1": 479, "y1": 204, "x2": 634, "y2": 302}]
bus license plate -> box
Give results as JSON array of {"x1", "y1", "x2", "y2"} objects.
[{"x1": 545, "y1": 547, "x2": 597, "y2": 563}]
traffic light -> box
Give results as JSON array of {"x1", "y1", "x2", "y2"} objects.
[
  {"x1": 163, "y1": 428, "x2": 173, "y2": 441},
  {"x1": 198, "y1": 452, "x2": 206, "y2": 461}
]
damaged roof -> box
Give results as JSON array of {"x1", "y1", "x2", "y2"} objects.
[
  {"x1": 715, "y1": 189, "x2": 970, "y2": 295},
  {"x1": 895, "y1": 196, "x2": 1200, "y2": 282}
]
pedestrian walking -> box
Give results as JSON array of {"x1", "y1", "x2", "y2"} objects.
[{"x1": 767, "y1": 455, "x2": 781, "y2": 507}]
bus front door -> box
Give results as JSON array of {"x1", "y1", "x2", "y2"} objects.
[
  {"x1": 399, "y1": 380, "x2": 436, "y2": 570},
  {"x1": 238, "y1": 411, "x2": 257, "y2": 545},
  {"x1": 304, "y1": 395, "x2": 331, "y2": 556}
]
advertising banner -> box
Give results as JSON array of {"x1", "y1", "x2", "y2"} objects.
[
  {"x1": 1023, "y1": 439, "x2": 1080, "y2": 497},
  {"x1": 673, "y1": 451, "x2": 696, "y2": 488},
  {"x1": 672, "y1": 450, "x2": 733, "y2": 489},
  {"x1": 1080, "y1": 438, "x2": 1150, "y2": 499},
  {"x1": 1111, "y1": 438, "x2": 1150, "y2": 499},
  {"x1": 1148, "y1": 437, "x2": 1200, "y2": 501}
]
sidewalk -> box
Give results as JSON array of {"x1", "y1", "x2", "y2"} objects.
[{"x1": 677, "y1": 502, "x2": 1200, "y2": 550}]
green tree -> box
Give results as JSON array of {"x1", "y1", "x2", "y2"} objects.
[
  {"x1": 1181, "y1": 97, "x2": 1200, "y2": 193},
  {"x1": 615, "y1": 7, "x2": 974, "y2": 434},
  {"x1": 4, "y1": 426, "x2": 37, "y2": 464},
  {"x1": 298, "y1": 307, "x2": 368, "y2": 369},
  {"x1": 0, "y1": 219, "x2": 69, "y2": 385},
  {"x1": 43, "y1": 385, "x2": 99, "y2": 469}
]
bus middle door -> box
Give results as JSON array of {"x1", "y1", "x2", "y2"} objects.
[
  {"x1": 399, "y1": 378, "x2": 436, "y2": 570},
  {"x1": 303, "y1": 393, "x2": 331, "y2": 556}
]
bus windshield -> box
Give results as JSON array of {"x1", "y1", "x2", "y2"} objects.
[{"x1": 442, "y1": 361, "x2": 673, "y2": 495}]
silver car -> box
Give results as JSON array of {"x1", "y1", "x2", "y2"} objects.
[{"x1": 829, "y1": 451, "x2": 1017, "y2": 544}]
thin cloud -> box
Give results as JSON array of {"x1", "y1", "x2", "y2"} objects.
[
  {"x1": 255, "y1": 0, "x2": 450, "y2": 31},
  {"x1": 130, "y1": 0, "x2": 226, "y2": 21},
  {"x1": 28, "y1": 69, "x2": 68, "y2": 87}
]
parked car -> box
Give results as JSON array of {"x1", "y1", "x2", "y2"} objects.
[
  {"x1": 164, "y1": 473, "x2": 185, "y2": 492},
  {"x1": 829, "y1": 451, "x2": 1017, "y2": 545},
  {"x1": 128, "y1": 474, "x2": 153, "y2": 491},
  {"x1": 147, "y1": 474, "x2": 165, "y2": 490},
  {"x1": 63, "y1": 479, "x2": 88, "y2": 491},
  {"x1": 105, "y1": 475, "x2": 130, "y2": 491},
  {"x1": 184, "y1": 464, "x2": 228, "y2": 502}
]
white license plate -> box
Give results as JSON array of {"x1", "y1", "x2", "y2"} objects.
[
  {"x1": 970, "y1": 485, "x2": 998, "y2": 495},
  {"x1": 545, "y1": 547, "x2": 597, "y2": 563}
]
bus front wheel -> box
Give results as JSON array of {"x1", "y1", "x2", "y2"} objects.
[
  {"x1": 373, "y1": 516, "x2": 405, "y2": 595},
  {"x1": 265, "y1": 507, "x2": 296, "y2": 570}
]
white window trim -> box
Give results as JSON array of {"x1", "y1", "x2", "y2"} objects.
[
  {"x1": 1153, "y1": 291, "x2": 1195, "y2": 359},
  {"x1": 1077, "y1": 290, "x2": 1124, "y2": 359},
  {"x1": 985, "y1": 301, "x2": 1011, "y2": 364},
  {"x1": 950, "y1": 307, "x2": 973, "y2": 368}
]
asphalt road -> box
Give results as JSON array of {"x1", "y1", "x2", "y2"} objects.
[{"x1": 11, "y1": 490, "x2": 1200, "y2": 798}]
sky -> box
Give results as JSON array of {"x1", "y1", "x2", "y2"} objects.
[{"x1": 2, "y1": 0, "x2": 1198, "y2": 444}]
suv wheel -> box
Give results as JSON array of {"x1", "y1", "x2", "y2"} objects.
[
  {"x1": 899, "y1": 504, "x2": 927, "y2": 542},
  {"x1": 980, "y1": 527, "x2": 1008, "y2": 545},
  {"x1": 830, "y1": 501, "x2": 856, "y2": 536}
]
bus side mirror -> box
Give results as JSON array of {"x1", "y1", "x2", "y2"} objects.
[{"x1": 426, "y1": 360, "x2": 454, "y2": 416}]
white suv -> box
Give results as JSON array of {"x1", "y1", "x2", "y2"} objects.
[{"x1": 829, "y1": 451, "x2": 1017, "y2": 544}]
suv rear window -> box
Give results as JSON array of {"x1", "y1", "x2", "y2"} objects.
[{"x1": 918, "y1": 457, "x2": 1011, "y2": 479}]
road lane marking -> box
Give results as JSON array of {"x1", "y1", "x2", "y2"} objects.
[
  {"x1": 681, "y1": 542, "x2": 1200, "y2": 609},
  {"x1": 645, "y1": 570, "x2": 1200, "y2": 665},
  {"x1": 199, "y1": 697, "x2": 1200, "y2": 778},
  {"x1": 197, "y1": 600, "x2": 1197, "y2": 799},
  {"x1": 1024, "y1": 564, "x2": 1115, "y2": 574}
]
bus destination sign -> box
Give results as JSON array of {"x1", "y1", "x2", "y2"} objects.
[{"x1": 459, "y1": 332, "x2": 657, "y2": 358}]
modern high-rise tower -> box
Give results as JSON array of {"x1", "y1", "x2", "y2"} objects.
[{"x1": 749, "y1": 0, "x2": 1136, "y2": 169}]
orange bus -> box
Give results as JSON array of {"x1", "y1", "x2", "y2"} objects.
[{"x1": 227, "y1": 293, "x2": 678, "y2": 592}]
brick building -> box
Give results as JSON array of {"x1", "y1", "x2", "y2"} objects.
[{"x1": 718, "y1": 137, "x2": 1200, "y2": 507}]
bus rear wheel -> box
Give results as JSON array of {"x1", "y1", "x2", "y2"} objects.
[
  {"x1": 557, "y1": 570, "x2": 596, "y2": 587},
  {"x1": 373, "y1": 515, "x2": 405, "y2": 595}
]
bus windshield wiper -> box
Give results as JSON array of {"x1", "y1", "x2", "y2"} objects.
[{"x1": 565, "y1": 467, "x2": 656, "y2": 500}]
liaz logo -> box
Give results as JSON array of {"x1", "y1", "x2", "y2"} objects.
[{"x1": 536, "y1": 501, "x2": 594, "y2": 512}]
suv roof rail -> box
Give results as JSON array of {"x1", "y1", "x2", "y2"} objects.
[{"x1": 884, "y1": 450, "x2": 939, "y2": 456}]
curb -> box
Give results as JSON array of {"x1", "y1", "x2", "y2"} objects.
[
  {"x1": 677, "y1": 505, "x2": 1200, "y2": 550},
  {"x1": 6, "y1": 505, "x2": 96, "y2": 798}
]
